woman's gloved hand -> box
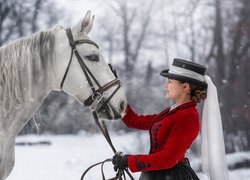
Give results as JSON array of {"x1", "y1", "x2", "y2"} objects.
[{"x1": 112, "y1": 153, "x2": 128, "y2": 171}]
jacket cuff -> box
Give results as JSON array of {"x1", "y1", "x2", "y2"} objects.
[
  {"x1": 127, "y1": 155, "x2": 150, "y2": 173},
  {"x1": 122, "y1": 104, "x2": 132, "y2": 121}
]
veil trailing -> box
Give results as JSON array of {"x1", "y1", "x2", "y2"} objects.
[{"x1": 201, "y1": 75, "x2": 229, "y2": 180}]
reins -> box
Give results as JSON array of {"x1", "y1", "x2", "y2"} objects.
[{"x1": 80, "y1": 111, "x2": 135, "y2": 180}]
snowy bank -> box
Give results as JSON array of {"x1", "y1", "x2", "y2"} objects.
[{"x1": 6, "y1": 133, "x2": 250, "y2": 180}]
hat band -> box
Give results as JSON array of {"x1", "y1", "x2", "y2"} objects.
[{"x1": 169, "y1": 65, "x2": 205, "y2": 82}]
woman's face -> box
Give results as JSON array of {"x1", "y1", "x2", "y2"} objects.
[{"x1": 165, "y1": 79, "x2": 187, "y2": 101}]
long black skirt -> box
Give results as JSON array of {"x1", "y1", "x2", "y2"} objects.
[{"x1": 139, "y1": 159, "x2": 199, "y2": 180}]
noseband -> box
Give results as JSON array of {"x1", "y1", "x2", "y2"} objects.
[{"x1": 60, "y1": 28, "x2": 121, "y2": 115}]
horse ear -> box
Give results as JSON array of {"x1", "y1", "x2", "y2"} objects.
[
  {"x1": 73, "y1": 10, "x2": 94, "y2": 35},
  {"x1": 82, "y1": 14, "x2": 94, "y2": 34}
]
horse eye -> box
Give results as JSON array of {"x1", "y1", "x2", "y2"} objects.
[{"x1": 86, "y1": 54, "x2": 99, "y2": 62}]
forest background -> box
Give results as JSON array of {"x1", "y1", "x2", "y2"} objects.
[{"x1": 0, "y1": 0, "x2": 249, "y2": 156}]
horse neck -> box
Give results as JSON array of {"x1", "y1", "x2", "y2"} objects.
[
  {"x1": 51, "y1": 28, "x2": 74, "y2": 90},
  {"x1": 0, "y1": 77, "x2": 52, "y2": 137},
  {"x1": 0, "y1": 30, "x2": 57, "y2": 135}
]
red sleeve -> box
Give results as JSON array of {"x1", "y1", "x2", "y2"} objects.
[
  {"x1": 127, "y1": 114, "x2": 200, "y2": 172},
  {"x1": 122, "y1": 105, "x2": 157, "y2": 130}
]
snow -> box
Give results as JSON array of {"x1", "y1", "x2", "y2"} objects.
[
  {"x1": 7, "y1": 133, "x2": 143, "y2": 180},
  {"x1": 6, "y1": 133, "x2": 250, "y2": 180},
  {"x1": 227, "y1": 151, "x2": 250, "y2": 169}
]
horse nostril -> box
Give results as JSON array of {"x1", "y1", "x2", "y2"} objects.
[{"x1": 120, "y1": 101, "x2": 126, "y2": 112}]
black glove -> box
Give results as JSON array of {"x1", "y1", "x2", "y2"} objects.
[{"x1": 112, "y1": 153, "x2": 128, "y2": 171}]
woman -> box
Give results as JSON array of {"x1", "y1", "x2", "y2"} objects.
[{"x1": 112, "y1": 58, "x2": 208, "y2": 180}]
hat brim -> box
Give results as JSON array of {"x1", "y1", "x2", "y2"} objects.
[{"x1": 160, "y1": 69, "x2": 208, "y2": 88}]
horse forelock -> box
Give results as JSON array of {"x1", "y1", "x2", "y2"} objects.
[{"x1": 0, "y1": 25, "x2": 63, "y2": 116}]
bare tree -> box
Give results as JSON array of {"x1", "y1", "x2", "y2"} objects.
[
  {"x1": 0, "y1": 0, "x2": 16, "y2": 44},
  {"x1": 204, "y1": 0, "x2": 225, "y2": 85},
  {"x1": 0, "y1": 0, "x2": 59, "y2": 45},
  {"x1": 200, "y1": 0, "x2": 250, "y2": 152},
  {"x1": 223, "y1": 0, "x2": 250, "y2": 152},
  {"x1": 103, "y1": 0, "x2": 156, "y2": 80}
]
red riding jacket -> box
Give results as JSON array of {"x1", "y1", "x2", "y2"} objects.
[{"x1": 122, "y1": 101, "x2": 200, "y2": 172}]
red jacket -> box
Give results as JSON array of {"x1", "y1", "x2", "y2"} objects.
[{"x1": 122, "y1": 101, "x2": 200, "y2": 173}]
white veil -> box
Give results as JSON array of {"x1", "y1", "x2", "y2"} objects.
[{"x1": 201, "y1": 75, "x2": 229, "y2": 180}]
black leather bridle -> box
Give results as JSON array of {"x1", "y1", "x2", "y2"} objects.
[
  {"x1": 60, "y1": 28, "x2": 121, "y2": 115},
  {"x1": 60, "y1": 28, "x2": 134, "y2": 180}
]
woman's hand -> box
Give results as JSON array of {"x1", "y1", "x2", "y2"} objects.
[{"x1": 112, "y1": 153, "x2": 128, "y2": 171}]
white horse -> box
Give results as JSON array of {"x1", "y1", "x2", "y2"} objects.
[{"x1": 0, "y1": 11, "x2": 127, "y2": 180}]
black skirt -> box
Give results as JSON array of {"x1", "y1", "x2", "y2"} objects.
[{"x1": 139, "y1": 159, "x2": 200, "y2": 180}]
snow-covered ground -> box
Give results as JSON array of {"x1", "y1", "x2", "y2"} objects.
[{"x1": 6, "y1": 133, "x2": 250, "y2": 180}]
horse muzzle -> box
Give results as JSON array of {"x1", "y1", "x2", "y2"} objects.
[
  {"x1": 94, "y1": 99, "x2": 126, "y2": 120},
  {"x1": 84, "y1": 92, "x2": 126, "y2": 120}
]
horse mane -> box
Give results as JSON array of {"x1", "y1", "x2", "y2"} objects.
[{"x1": 0, "y1": 25, "x2": 63, "y2": 116}]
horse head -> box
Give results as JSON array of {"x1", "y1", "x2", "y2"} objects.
[
  {"x1": 0, "y1": 10, "x2": 128, "y2": 180},
  {"x1": 53, "y1": 11, "x2": 127, "y2": 120}
]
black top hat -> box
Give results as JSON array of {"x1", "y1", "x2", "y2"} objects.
[{"x1": 160, "y1": 58, "x2": 207, "y2": 88}]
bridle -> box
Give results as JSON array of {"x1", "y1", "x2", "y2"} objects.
[
  {"x1": 60, "y1": 28, "x2": 134, "y2": 180},
  {"x1": 60, "y1": 28, "x2": 121, "y2": 116}
]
